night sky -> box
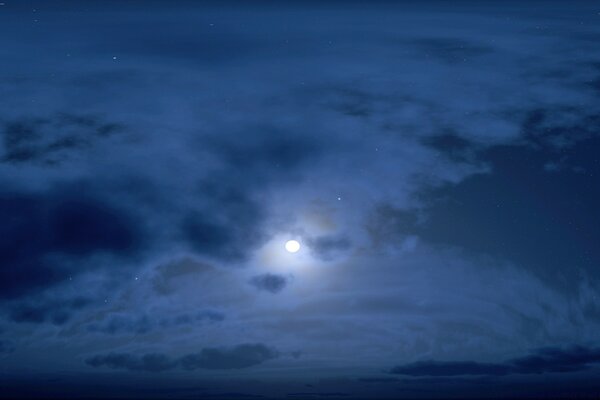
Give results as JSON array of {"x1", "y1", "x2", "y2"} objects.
[{"x1": 1, "y1": 1, "x2": 600, "y2": 399}]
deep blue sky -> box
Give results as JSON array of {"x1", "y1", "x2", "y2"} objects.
[{"x1": 1, "y1": 1, "x2": 600, "y2": 399}]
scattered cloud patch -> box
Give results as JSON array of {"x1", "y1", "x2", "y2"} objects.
[
  {"x1": 307, "y1": 235, "x2": 351, "y2": 261},
  {"x1": 249, "y1": 274, "x2": 288, "y2": 294}
]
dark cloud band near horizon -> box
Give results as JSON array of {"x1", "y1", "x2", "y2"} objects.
[
  {"x1": 390, "y1": 346, "x2": 600, "y2": 377},
  {"x1": 85, "y1": 343, "x2": 279, "y2": 372}
]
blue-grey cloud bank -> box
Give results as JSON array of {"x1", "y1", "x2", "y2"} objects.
[{"x1": 1, "y1": 1, "x2": 600, "y2": 399}]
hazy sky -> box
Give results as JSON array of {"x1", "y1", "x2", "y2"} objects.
[{"x1": 1, "y1": 1, "x2": 600, "y2": 398}]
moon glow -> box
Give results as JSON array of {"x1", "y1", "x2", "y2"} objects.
[{"x1": 285, "y1": 240, "x2": 301, "y2": 253}]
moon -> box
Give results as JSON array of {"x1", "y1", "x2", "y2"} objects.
[{"x1": 285, "y1": 240, "x2": 301, "y2": 253}]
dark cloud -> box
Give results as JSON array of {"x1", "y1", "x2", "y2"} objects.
[
  {"x1": 50, "y1": 197, "x2": 139, "y2": 255},
  {"x1": 183, "y1": 207, "x2": 263, "y2": 262},
  {"x1": 183, "y1": 185, "x2": 265, "y2": 262},
  {"x1": 1, "y1": 113, "x2": 122, "y2": 164},
  {"x1": 307, "y1": 235, "x2": 351, "y2": 261},
  {"x1": 510, "y1": 346, "x2": 600, "y2": 374},
  {"x1": 391, "y1": 346, "x2": 600, "y2": 377},
  {"x1": 8, "y1": 297, "x2": 91, "y2": 325},
  {"x1": 85, "y1": 352, "x2": 176, "y2": 372},
  {"x1": 249, "y1": 274, "x2": 288, "y2": 294},
  {"x1": 86, "y1": 343, "x2": 278, "y2": 372},
  {"x1": 0, "y1": 340, "x2": 15, "y2": 355},
  {"x1": 205, "y1": 127, "x2": 321, "y2": 177},
  {"x1": 179, "y1": 344, "x2": 279, "y2": 370},
  {"x1": 0, "y1": 187, "x2": 143, "y2": 300},
  {"x1": 391, "y1": 360, "x2": 511, "y2": 377}
]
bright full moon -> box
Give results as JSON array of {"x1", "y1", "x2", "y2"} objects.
[{"x1": 285, "y1": 240, "x2": 301, "y2": 253}]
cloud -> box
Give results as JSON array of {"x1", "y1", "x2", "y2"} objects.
[
  {"x1": 204, "y1": 126, "x2": 321, "y2": 180},
  {"x1": 179, "y1": 343, "x2": 279, "y2": 370},
  {"x1": 510, "y1": 346, "x2": 600, "y2": 374},
  {"x1": 391, "y1": 360, "x2": 511, "y2": 377},
  {"x1": 183, "y1": 207, "x2": 264, "y2": 262},
  {"x1": 1, "y1": 113, "x2": 122, "y2": 164},
  {"x1": 0, "y1": 187, "x2": 143, "y2": 300},
  {"x1": 0, "y1": 340, "x2": 15, "y2": 355},
  {"x1": 390, "y1": 346, "x2": 600, "y2": 377},
  {"x1": 181, "y1": 128, "x2": 324, "y2": 262},
  {"x1": 85, "y1": 352, "x2": 176, "y2": 372},
  {"x1": 8, "y1": 297, "x2": 91, "y2": 325},
  {"x1": 307, "y1": 235, "x2": 351, "y2": 261},
  {"x1": 86, "y1": 343, "x2": 278, "y2": 372},
  {"x1": 1, "y1": 2, "x2": 600, "y2": 393},
  {"x1": 249, "y1": 274, "x2": 288, "y2": 294}
]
